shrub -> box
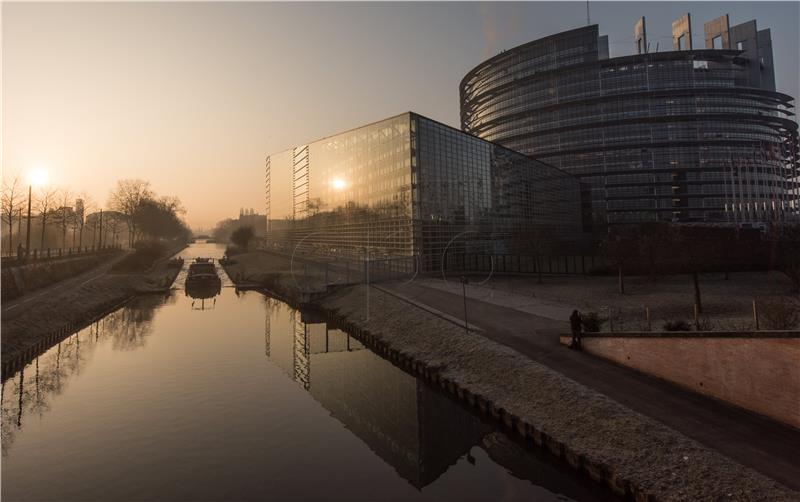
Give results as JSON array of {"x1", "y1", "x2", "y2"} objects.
[
  {"x1": 662, "y1": 319, "x2": 692, "y2": 331},
  {"x1": 111, "y1": 240, "x2": 168, "y2": 273},
  {"x1": 231, "y1": 226, "x2": 255, "y2": 251},
  {"x1": 581, "y1": 312, "x2": 605, "y2": 332},
  {"x1": 225, "y1": 245, "x2": 244, "y2": 257},
  {"x1": 759, "y1": 298, "x2": 800, "y2": 330}
]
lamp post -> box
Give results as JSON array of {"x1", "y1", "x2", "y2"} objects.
[
  {"x1": 25, "y1": 168, "x2": 49, "y2": 259},
  {"x1": 461, "y1": 275, "x2": 469, "y2": 335},
  {"x1": 25, "y1": 185, "x2": 32, "y2": 259}
]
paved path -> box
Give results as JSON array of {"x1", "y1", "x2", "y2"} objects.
[
  {"x1": 383, "y1": 279, "x2": 800, "y2": 491},
  {"x1": 2, "y1": 254, "x2": 127, "y2": 321}
]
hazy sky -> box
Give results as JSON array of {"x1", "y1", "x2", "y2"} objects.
[{"x1": 3, "y1": 1, "x2": 799, "y2": 229}]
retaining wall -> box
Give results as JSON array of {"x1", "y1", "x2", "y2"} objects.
[{"x1": 560, "y1": 332, "x2": 800, "y2": 428}]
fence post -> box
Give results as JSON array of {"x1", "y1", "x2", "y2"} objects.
[
  {"x1": 752, "y1": 300, "x2": 759, "y2": 330},
  {"x1": 694, "y1": 303, "x2": 700, "y2": 330}
]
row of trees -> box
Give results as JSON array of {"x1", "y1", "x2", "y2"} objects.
[
  {"x1": 2, "y1": 176, "x2": 190, "y2": 256},
  {"x1": 603, "y1": 222, "x2": 800, "y2": 301}
]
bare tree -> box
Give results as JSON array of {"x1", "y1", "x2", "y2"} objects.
[
  {"x1": 75, "y1": 194, "x2": 95, "y2": 249},
  {"x1": 35, "y1": 186, "x2": 59, "y2": 250},
  {"x1": 53, "y1": 189, "x2": 74, "y2": 250},
  {"x1": 1, "y1": 175, "x2": 24, "y2": 254},
  {"x1": 108, "y1": 180, "x2": 153, "y2": 247}
]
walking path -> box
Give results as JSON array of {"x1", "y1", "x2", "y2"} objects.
[
  {"x1": 2, "y1": 254, "x2": 127, "y2": 321},
  {"x1": 382, "y1": 279, "x2": 800, "y2": 491}
]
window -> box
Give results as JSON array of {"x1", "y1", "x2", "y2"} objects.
[
  {"x1": 736, "y1": 41, "x2": 745, "y2": 51},
  {"x1": 712, "y1": 36, "x2": 723, "y2": 49}
]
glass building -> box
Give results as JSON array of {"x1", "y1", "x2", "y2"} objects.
[
  {"x1": 460, "y1": 19, "x2": 799, "y2": 229},
  {"x1": 265, "y1": 112, "x2": 584, "y2": 271}
]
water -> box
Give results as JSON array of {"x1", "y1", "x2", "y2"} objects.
[{"x1": 1, "y1": 242, "x2": 611, "y2": 501}]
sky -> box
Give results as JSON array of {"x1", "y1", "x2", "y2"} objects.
[{"x1": 3, "y1": 1, "x2": 799, "y2": 229}]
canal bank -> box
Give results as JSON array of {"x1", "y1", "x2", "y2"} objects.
[
  {"x1": 219, "y1": 251, "x2": 798, "y2": 500},
  {"x1": 1, "y1": 244, "x2": 614, "y2": 502},
  {"x1": 1, "y1": 244, "x2": 186, "y2": 375},
  {"x1": 313, "y1": 285, "x2": 797, "y2": 501}
]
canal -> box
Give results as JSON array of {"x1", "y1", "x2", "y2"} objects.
[{"x1": 1, "y1": 242, "x2": 611, "y2": 501}]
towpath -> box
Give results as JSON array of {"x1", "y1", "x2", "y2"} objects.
[
  {"x1": 381, "y1": 279, "x2": 800, "y2": 491},
  {"x1": 2, "y1": 253, "x2": 128, "y2": 321}
]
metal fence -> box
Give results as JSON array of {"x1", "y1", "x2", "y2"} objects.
[
  {"x1": 1, "y1": 245, "x2": 122, "y2": 267},
  {"x1": 444, "y1": 253, "x2": 605, "y2": 275}
]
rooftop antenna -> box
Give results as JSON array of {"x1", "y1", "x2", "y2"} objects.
[{"x1": 586, "y1": 0, "x2": 590, "y2": 25}]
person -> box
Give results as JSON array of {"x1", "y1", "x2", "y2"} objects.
[{"x1": 569, "y1": 310, "x2": 582, "y2": 350}]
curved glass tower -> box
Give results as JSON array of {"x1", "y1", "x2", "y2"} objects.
[{"x1": 460, "y1": 22, "x2": 799, "y2": 228}]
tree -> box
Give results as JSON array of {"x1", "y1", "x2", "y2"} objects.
[
  {"x1": 75, "y1": 195, "x2": 95, "y2": 249},
  {"x1": 134, "y1": 197, "x2": 190, "y2": 241},
  {"x1": 108, "y1": 179, "x2": 154, "y2": 247},
  {"x1": 1, "y1": 175, "x2": 24, "y2": 254},
  {"x1": 52, "y1": 189, "x2": 74, "y2": 249},
  {"x1": 231, "y1": 225, "x2": 255, "y2": 250},
  {"x1": 776, "y1": 224, "x2": 800, "y2": 295},
  {"x1": 35, "y1": 186, "x2": 59, "y2": 250}
]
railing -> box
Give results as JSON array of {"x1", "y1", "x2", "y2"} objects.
[
  {"x1": 0, "y1": 245, "x2": 123, "y2": 267},
  {"x1": 443, "y1": 253, "x2": 605, "y2": 276}
]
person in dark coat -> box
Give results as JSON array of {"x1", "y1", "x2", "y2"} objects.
[{"x1": 569, "y1": 310, "x2": 582, "y2": 350}]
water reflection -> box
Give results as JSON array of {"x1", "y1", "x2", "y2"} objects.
[
  {"x1": 1, "y1": 295, "x2": 163, "y2": 456},
  {"x1": 2, "y1": 284, "x2": 611, "y2": 501},
  {"x1": 186, "y1": 281, "x2": 221, "y2": 310},
  {"x1": 265, "y1": 301, "x2": 492, "y2": 488}
]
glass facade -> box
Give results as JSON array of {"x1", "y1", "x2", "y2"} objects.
[
  {"x1": 265, "y1": 113, "x2": 583, "y2": 271},
  {"x1": 461, "y1": 24, "x2": 800, "y2": 229}
]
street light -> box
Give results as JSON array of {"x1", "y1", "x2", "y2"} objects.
[
  {"x1": 25, "y1": 167, "x2": 49, "y2": 259},
  {"x1": 460, "y1": 275, "x2": 469, "y2": 335}
]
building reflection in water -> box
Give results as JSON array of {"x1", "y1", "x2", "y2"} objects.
[
  {"x1": 1, "y1": 295, "x2": 163, "y2": 456},
  {"x1": 263, "y1": 298, "x2": 493, "y2": 488}
]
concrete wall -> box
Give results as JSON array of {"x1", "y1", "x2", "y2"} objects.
[{"x1": 561, "y1": 332, "x2": 800, "y2": 428}]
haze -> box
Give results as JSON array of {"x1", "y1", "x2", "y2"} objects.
[{"x1": 3, "y1": 1, "x2": 798, "y2": 229}]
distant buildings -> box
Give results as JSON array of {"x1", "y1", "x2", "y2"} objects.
[
  {"x1": 265, "y1": 112, "x2": 584, "y2": 270},
  {"x1": 460, "y1": 16, "x2": 799, "y2": 229}
]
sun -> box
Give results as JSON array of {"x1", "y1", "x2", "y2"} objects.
[
  {"x1": 28, "y1": 167, "x2": 50, "y2": 187},
  {"x1": 331, "y1": 177, "x2": 346, "y2": 190}
]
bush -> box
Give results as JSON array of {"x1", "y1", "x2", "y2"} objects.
[
  {"x1": 662, "y1": 320, "x2": 692, "y2": 331},
  {"x1": 225, "y1": 245, "x2": 244, "y2": 257},
  {"x1": 111, "y1": 240, "x2": 168, "y2": 273},
  {"x1": 760, "y1": 298, "x2": 800, "y2": 330},
  {"x1": 581, "y1": 312, "x2": 605, "y2": 332},
  {"x1": 231, "y1": 226, "x2": 255, "y2": 251}
]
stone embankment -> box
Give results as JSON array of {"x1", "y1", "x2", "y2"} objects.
[
  {"x1": 1, "y1": 245, "x2": 185, "y2": 374},
  {"x1": 316, "y1": 286, "x2": 798, "y2": 501},
  {"x1": 222, "y1": 250, "x2": 798, "y2": 500}
]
